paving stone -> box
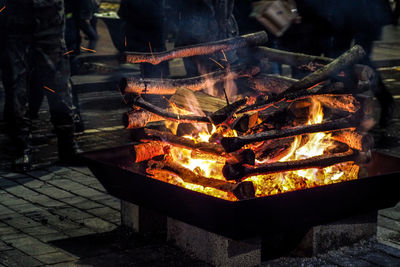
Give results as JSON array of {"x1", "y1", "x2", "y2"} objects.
[
  {"x1": 72, "y1": 188, "x2": 104, "y2": 198},
  {"x1": 374, "y1": 242, "x2": 400, "y2": 258},
  {"x1": 33, "y1": 251, "x2": 78, "y2": 265},
  {"x1": 35, "y1": 186, "x2": 75, "y2": 199},
  {"x1": 378, "y1": 215, "x2": 400, "y2": 232},
  {"x1": 9, "y1": 203, "x2": 42, "y2": 214},
  {"x1": 0, "y1": 241, "x2": 13, "y2": 252},
  {"x1": 5, "y1": 186, "x2": 40, "y2": 199},
  {"x1": 1, "y1": 214, "x2": 42, "y2": 229},
  {"x1": 64, "y1": 228, "x2": 97, "y2": 238},
  {"x1": 359, "y1": 251, "x2": 400, "y2": 266},
  {"x1": 47, "y1": 179, "x2": 87, "y2": 192},
  {"x1": 80, "y1": 217, "x2": 117, "y2": 232},
  {"x1": 26, "y1": 169, "x2": 50, "y2": 178},
  {"x1": 21, "y1": 179, "x2": 47, "y2": 189},
  {"x1": 0, "y1": 179, "x2": 18, "y2": 189},
  {"x1": 379, "y1": 208, "x2": 400, "y2": 221},
  {"x1": 33, "y1": 232, "x2": 70, "y2": 242},
  {"x1": 0, "y1": 249, "x2": 43, "y2": 267},
  {"x1": 0, "y1": 206, "x2": 15, "y2": 217},
  {"x1": 7, "y1": 236, "x2": 59, "y2": 256},
  {"x1": 0, "y1": 226, "x2": 19, "y2": 236},
  {"x1": 20, "y1": 225, "x2": 59, "y2": 236},
  {"x1": 1, "y1": 232, "x2": 29, "y2": 241},
  {"x1": 53, "y1": 207, "x2": 94, "y2": 221}
]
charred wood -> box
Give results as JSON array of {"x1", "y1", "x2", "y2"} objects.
[
  {"x1": 131, "y1": 141, "x2": 169, "y2": 162},
  {"x1": 123, "y1": 110, "x2": 164, "y2": 129},
  {"x1": 148, "y1": 159, "x2": 255, "y2": 200},
  {"x1": 221, "y1": 113, "x2": 362, "y2": 152},
  {"x1": 223, "y1": 149, "x2": 371, "y2": 181},
  {"x1": 120, "y1": 66, "x2": 260, "y2": 95},
  {"x1": 143, "y1": 128, "x2": 225, "y2": 156},
  {"x1": 125, "y1": 31, "x2": 268, "y2": 65}
]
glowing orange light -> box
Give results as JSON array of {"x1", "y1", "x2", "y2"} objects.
[
  {"x1": 0, "y1": 6, "x2": 5, "y2": 13},
  {"x1": 64, "y1": 50, "x2": 74, "y2": 55},
  {"x1": 43, "y1": 86, "x2": 55, "y2": 93},
  {"x1": 209, "y1": 57, "x2": 224, "y2": 69}
]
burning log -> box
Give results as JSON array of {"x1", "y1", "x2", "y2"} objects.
[
  {"x1": 123, "y1": 93, "x2": 211, "y2": 123},
  {"x1": 221, "y1": 114, "x2": 362, "y2": 152},
  {"x1": 223, "y1": 149, "x2": 371, "y2": 181},
  {"x1": 244, "y1": 46, "x2": 331, "y2": 70},
  {"x1": 125, "y1": 31, "x2": 268, "y2": 65},
  {"x1": 122, "y1": 110, "x2": 164, "y2": 129},
  {"x1": 248, "y1": 74, "x2": 297, "y2": 95},
  {"x1": 143, "y1": 128, "x2": 225, "y2": 156},
  {"x1": 131, "y1": 141, "x2": 169, "y2": 162},
  {"x1": 124, "y1": 92, "x2": 247, "y2": 126},
  {"x1": 121, "y1": 66, "x2": 260, "y2": 95},
  {"x1": 170, "y1": 88, "x2": 226, "y2": 114},
  {"x1": 332, "y1": 131, "x2": 374, "y2": 152},
  {"x1": 148, "y1": 159, "x2": 255, "y2": 200},
  {"x1": 239, "y1": 45, "x2": 366, "y2": 113}
]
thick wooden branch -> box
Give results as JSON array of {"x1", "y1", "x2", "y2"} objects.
[
  {"x1": 221, "y1": 114, "x2": 361, "y2": 152},
  {"x1": 223, "y1": 149, "x2": 371, "y2": 181},
  {"x1": 142, "y1": 128, "x2": 225, "y2": 156},
  {"x1": 121, "y1": 66, "x2": 259, "y2": 95},
  {"x1": 125, "y1": 31, "x2": 268, "y2": 65},
  {"x1": 122, "y1": 110, "x2": 164, "y2": 129},
  {"x1": 148, "y1": 159, "x2": 255, "y2": 200},
  {"x1": 131, "y1": 141, "x2": 169, "y2": 162},
  {"x1": 239, "y1": 46, "x2": 366, "y2": 113},
  {"x1": 123, "y1": 93, "x2": 211, "y2": 123}
]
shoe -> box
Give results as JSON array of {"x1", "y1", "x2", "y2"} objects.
[
  {"x1": 74, "y1": 120, "x2": 85, "y2": 134},
  {"x1": 12, "y1": 150, "x2": 32, "y2": 172}
]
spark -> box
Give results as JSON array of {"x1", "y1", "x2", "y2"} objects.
[
  {"x1": 149, "y1": 42, "x2": 155, "y2": 61},
  {"x1": 209, "y1": 57, "x2": 224, "y2": 69},
  {"x1": 221, "y1": 49, "x2": 228, "y2": 62},
  {"x1": 43, "y1": 86, "x2": 55, "y2": 93},
  {"x1": 124, "y1": 36, "x2": 127, "y2": 47},
  {"x1": 64, "y1": 50, "x2": 74, "y2": 55},
  {"x1": 0, "y1": 6, "x2": 5, "y2": 13},
  {"x1": 307, "y1": 81, "x2": 324, "y2": 90},
  {"x1": 80, "y1": 46, "x2": 96, "y2": 53}
]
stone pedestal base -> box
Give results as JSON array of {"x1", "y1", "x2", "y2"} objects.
[
  {"x1": 293, "y1": 213, "x2": 377, "y2": 256},
  {"x1": 120, "y1": 201, "x2": 166, "y2": 234},
  {"x1": 167, "y1": 218, "x2": 261, "y2": 267}
]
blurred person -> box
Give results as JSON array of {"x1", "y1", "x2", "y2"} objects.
[
  {"x1": 118, "y1": 0, "x2": 169, "y2": 78},
  {"x1": 78, "y1": 0, "x2": 98, "y2": 51},
  {"x1": 173, "y1": 0, "x2": 239, "y2": 77},
  {"x1": 323, "y1": 0, "x2": 395, "y2": 127},
  {"x1": 4, "y1": 0, "x2": 80, "y2": 172}
]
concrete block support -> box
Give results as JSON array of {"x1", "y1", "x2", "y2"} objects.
[
  {"x1": 378, "y1": 201, "x2": 400, "y2": 250},
  {"x1": 120, "y1": 201, "x2": 166, "y2": 233},
  {"x1": 293, "y1": 213, "x2": 377, "y2": 256},
  {"x1": 167, "y1": 218, "x2": 261, "y2": 267}
]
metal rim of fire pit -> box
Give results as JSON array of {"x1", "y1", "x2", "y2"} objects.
[{"x1": 81, "y1": 145, "x2": 400, "y2": 240}]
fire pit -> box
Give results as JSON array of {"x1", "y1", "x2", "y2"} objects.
[
  {"x1": 83, "y1": 146, "x2": 400, "y2": 239},
  {"x1": 82, "y1": 32, "x2": 400, "y2": 264}
]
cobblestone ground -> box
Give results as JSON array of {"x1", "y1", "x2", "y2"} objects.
[{"x1": 0, "y1": 23, "x2": 399, "y2": 267}]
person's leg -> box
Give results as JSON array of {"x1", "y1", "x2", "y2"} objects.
[
  {"x1": 33, "y1": 42, "x2": 80, "y2": 162},
  {"x1": 4, "y1": 37, "x2": 33, "y2": 171},
  {"x1": 78, "y1": 19, "x2": 98, "y2": 50}
]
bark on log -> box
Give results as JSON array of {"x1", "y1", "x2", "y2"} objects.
[
  {"x1": 223, "y1": 149, "x2": 371, "y2": 181},
  {"x1": 123, "y1": 93, "x2": 211, "y2": 123},
  {"x1": 148, "y1": 159, "x2": 255, "y2": 200},
  {"x1": 332, "y1": 131, "x2": 374, "y2": 151},
  {"x1": 221, "y1": 113, "x2": 362, "y2": 152},
  {"x1": 125, "y1": 31, "x2": 268, "y2": 65},
  {"x1": 238, "y1": 46, "x2": 366, "y2": 113},
  {"x1": 123, "y1": 110, "x2": 164, "y2": 129},
  {"x1": 121, "y1": 66, "x2": 260, "y2": 95},
  {"x1": 143, "y1": 128, "x2": 225, "y2": 156},
  {"x1": 131, "y1": 141, "x2": 169, "y2": 162}
]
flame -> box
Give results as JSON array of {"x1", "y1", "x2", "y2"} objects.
[
  {"x1": 147, "y1": 82, "x2": 359, "y2": 201},
  {"x1": 247, "y1": 97, "x2": 358, "y2": 197}
]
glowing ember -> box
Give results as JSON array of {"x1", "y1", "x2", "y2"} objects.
[{"x1": 146, "y1": 95, "x2": 360, "y2": 201}]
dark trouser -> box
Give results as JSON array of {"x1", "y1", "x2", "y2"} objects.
[
  {"x1": 78, "y1": 19, "x2": 98, "y2": 50},
  {"x1": 4, "y1": 35, "x2": 75, "y2": 155}
]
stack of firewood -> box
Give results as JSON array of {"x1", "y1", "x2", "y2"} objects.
[{"x1": 119, "y1": 31, "x2": 374, "y2": 200}]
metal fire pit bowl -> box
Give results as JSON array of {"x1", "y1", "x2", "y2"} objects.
[{"x1": 82, "y1": 145, "x2": 400, "y2": 239}]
